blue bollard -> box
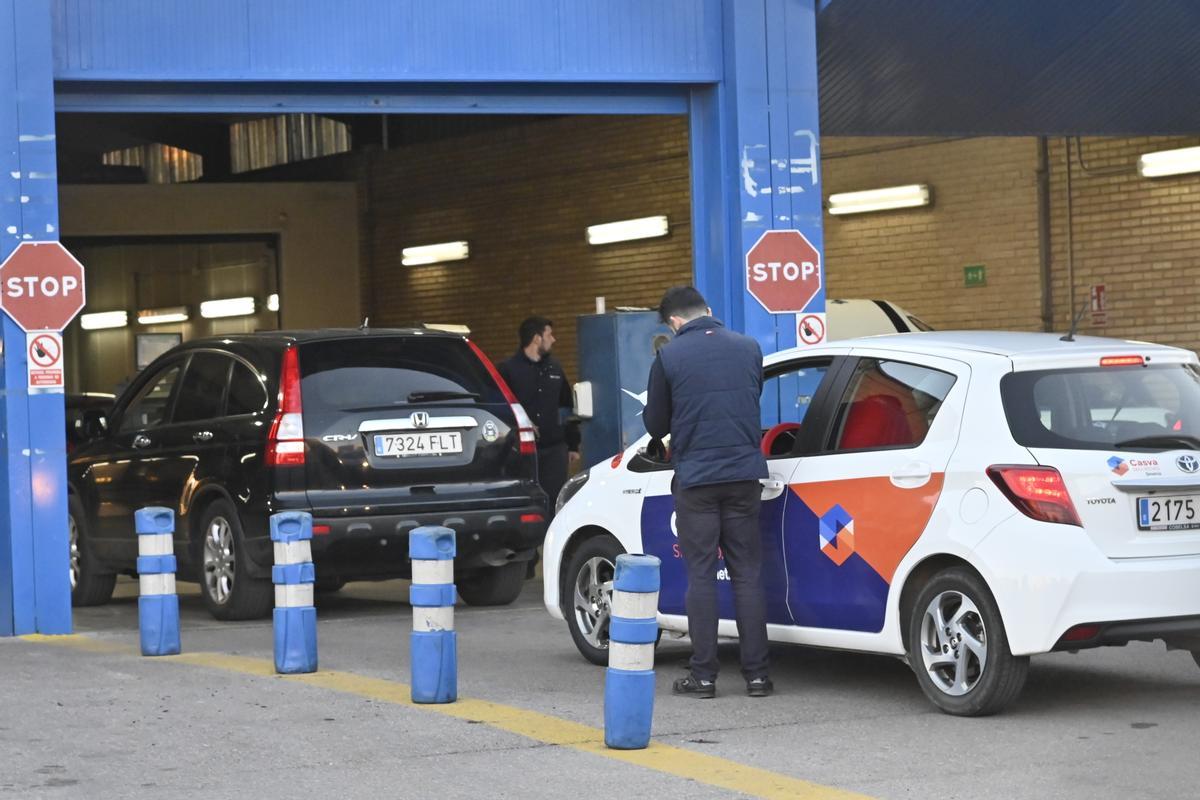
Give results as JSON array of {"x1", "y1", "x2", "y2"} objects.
[
  {"x1": 604, "y1": 553, "x2": 661, "y2": 750},
  {"x1": 270, "y1": 512, "x2": 318, "y2": 674},
  {"x1": 135, "y1": 507, "x2": 181, "y2": 657},
  {"x1": 409, "y1": 526, "x2": 457, "y2": 704}
]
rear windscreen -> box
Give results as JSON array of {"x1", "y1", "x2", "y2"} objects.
[
  {"x1": 299, "y1": 337, "x2": 507, "y2": 412},
  {"x1": 1001, "y1": 363, "x2": 1200, "y2": 451}
]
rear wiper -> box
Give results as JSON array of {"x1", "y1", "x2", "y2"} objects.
[
  {"x1": 1115, "y1": 435, "x2": 1200, "y2": 450},
  {"x1": 406, "y1": 390, "x2": 480, "y2": 403}
]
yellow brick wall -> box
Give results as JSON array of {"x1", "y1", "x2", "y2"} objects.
[
  {"x1": 361, "y1": 115, "x2": 693, "y2": 379},
  {"x1": 821, "y1": 136, "x2": 1044, "y2": 333},
  {"x1": 1046, "y1": 136, "x2": 1200, "y2": 350},
  {"x1": 358, "y1": 117, "x2": 1200, "y2": 365}
]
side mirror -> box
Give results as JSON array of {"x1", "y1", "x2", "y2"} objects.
[{"x1": 82, "y1": 409, "x2": 108, "y2": 439}]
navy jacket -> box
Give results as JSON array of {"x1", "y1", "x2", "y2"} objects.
[
  {"x1": 498, "y1": 351, "x2": 580, "y2": 451},
  {"x1": 643, "y1": 316, "x2": 767, "y2": 489}
]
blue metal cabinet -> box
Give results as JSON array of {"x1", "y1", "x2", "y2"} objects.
[{"x1": 576, "y1": 312, "x2": 672, "y2": 468}]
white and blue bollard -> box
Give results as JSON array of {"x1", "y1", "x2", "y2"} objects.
[
  {"x1": 135, "y1": 506, "x2": 181, "y2": 657},
  {"x1": 409, "y1": 526, "x2": 457, "y2": 704},
  {"x1": 604, "y1": 553, "x2": 661, "y2": 750},
  {"x1": 271, "y1": 511, "x2": 318, "y2": 674}
]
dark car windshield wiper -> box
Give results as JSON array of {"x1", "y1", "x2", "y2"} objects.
[
  {"x1": 1115, "y1": 434, "x2": 1200, "y2": 451},
  {"x1": 406, "y1": 390, "x2": 480, "y2": 403}
]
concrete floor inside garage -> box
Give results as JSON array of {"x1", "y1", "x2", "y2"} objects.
[{"x1": 3, "y1": 576, "x2": 1198, "y2": 800}]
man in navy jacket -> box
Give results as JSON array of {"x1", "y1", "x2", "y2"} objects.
[{"x1": 644, "y1": 286, "x2": 772, "y2": 698}]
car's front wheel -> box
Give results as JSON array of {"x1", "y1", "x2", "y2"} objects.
[
  {"x1": 456, "y1": 562, "x2": 526, "y2": 606},
  {"x1": 196, "y1": 500, "x2": 272, "y2": 621},
  {"x1": 907, "y1": 567, "x2": 1029, "y2": 716},
  {"x1": 68, "y1": 494, "x2": 116, "y2": 606},
  {"x1": 564, "y1": 534, "x2": 624, "y2": 665}
]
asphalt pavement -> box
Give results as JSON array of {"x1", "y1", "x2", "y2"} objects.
[{"x1": 2, "y1": 576, "x2": 1198, "y2": 799}]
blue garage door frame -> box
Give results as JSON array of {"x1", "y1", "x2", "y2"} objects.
[{"x1": 1, "y1": 0, "x2": 823, "y2": 634}]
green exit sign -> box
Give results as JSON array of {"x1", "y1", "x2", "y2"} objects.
[{"x1": 964, "y1": 264, "x2": 987, "y2": 288}]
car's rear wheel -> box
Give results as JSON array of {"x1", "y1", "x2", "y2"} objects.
[
  {"x1": 564, "y1": 534, "x2": 623, "y2": 665},
  {"x1": 197, "y1": 500, "x2": 272, "y2": 620},
  {"x1": 68, "y1": 494, "x2": 116, "y2": 606},
  {"x1": 907, "y1": 567, "x2": 1028, "y2": 716},
  {"x1": 457, "y1": 562, "x2": 526, "y2": 606}
]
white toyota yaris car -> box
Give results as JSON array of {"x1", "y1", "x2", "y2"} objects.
[{"x1": 544, "y1": 331, "x2": 1200, "y2": 716}]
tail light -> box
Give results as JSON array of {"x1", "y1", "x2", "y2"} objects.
[
  {"x1": 1100, "y1": 355, "x2": 1144, "y2": 367},
  {"x1": 266, "y1": 344, "x2": 305, "y2": 467},
  {"x1": 467, "y1": 339, "x2": 537, "y2": 456},
  {"x1": 987, "y1": 465, "x2": 1081, "y2": 526}
]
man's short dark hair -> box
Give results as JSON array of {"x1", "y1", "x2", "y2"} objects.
[
  {"x1": 658, "y1": 286, "x2": 708, "y2": 323},
  {"x1": 519, "y1": 316, "x2": 553, "y2": 348}
]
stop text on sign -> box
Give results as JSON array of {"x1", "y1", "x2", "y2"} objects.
[
  {"x1": 5, "y1": 275, "x2": 81, "y2": 299},
  {"x1": 749, "y1": 260, "x2": 819, "y2": 283}
]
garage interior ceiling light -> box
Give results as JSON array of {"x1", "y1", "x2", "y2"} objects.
[
  {"x1": 402, "y1": 241, "x2": 470, "y2": 266},
  {"x1": 267, "y1": 293, "x2": 279, "y2": 312},
  {"x1": 1137, "y1": 146, "x2": 1200, "y2": 178},
  {"x1": 828, "y1": 184, "x2": 931, "y2": 215},
  {"x1": 200, "y1": 296, "x2": 256, "y2": 319},
  {"x1": 137, "y1": 306, "x2": 189, "y2": 325},
  {"x1": 586, "y1": 215, "x2": 669, "y2": 246},
  {"x1": 79, "y1": 310, "x2": 129, "y2": 330}
]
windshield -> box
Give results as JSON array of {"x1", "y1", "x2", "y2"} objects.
[{"x1": 1001, "y1": 363, "x2": 1200, "y2": 451}]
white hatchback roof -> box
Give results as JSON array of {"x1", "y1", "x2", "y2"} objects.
[{"x1": 769, "y1": 330, "x2": 1196, "y2": 369}]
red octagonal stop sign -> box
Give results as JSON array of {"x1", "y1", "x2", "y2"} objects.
[
  {"x1": 0, "y1": 242, "x2": 87, "y2": 331},
  {"x1": 745, "y1": 229, "x2": 822, "y2": 314}
]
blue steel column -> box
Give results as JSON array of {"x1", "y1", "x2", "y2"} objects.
[
  {"x1": 689, "y1": 0, "x2": 824, "y2": 362},
  {"x1": 0, "y1": 0, "x2": 70, "y2": 634}
]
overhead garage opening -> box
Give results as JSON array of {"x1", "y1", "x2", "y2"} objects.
[{"x1": 55, "y1": 111, "x2": 695, "y2": 395}]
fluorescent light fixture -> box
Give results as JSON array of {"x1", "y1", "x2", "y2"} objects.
[
  {"x1": 137, "y1": 306, "x2": 189, "y2": 325},
  {"x1": 586, "y1": 215, "x2": 669, "y2": 246},
  {"x1": 79, "y1": 310, "x2": 128, "y2": 330},
  {"x1": 1137, "y1": 146, "x2": 1200, "y2": 178},
  {"x1": 422, "y1": 323, "x2": 472, "y2": 335},
  {"x1": 200, "y1": 296, "x2": 256, "y2": 319},
  {"x1": 402, "y1": 241, "x2": 470, "y2": 266},
  {"x1": 266, "y1": 293, "x2": 279, "y2": 312},
  {"x1": 828, "y1": 184, "x2": 931, "y2": 215}
]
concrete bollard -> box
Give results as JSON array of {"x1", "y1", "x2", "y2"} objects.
[
  {"x1": 409, "y1": 526, "x2": 457, "y2": 704},
  {"x1": 271, "y1": 511, "x2": 318, "y2": 674},
  {"x1": 135, "y1": 506, "x2": 181, "y2": 657},
  {"x1": 604, "y1": 553, "x2": 661, "y2": 750}
]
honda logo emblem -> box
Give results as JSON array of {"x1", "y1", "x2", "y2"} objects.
[{"x1": 410, "y1": 411, "x2": 430, "y2": 429}]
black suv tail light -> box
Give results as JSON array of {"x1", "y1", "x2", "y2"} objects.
[
  {"x1": 266, "y1": 344, "x2": 305, "y2": 467},
  {"x1": 467, "y1": 339, "x2": 537, "y2": 456}
]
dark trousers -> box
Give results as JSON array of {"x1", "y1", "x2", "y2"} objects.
[
  {"x1": 537, "y1": 442, "x2": 569, "y2": 518},
  {"x1": 673, "y1": 479, "x2": 769, "y2": 682}
]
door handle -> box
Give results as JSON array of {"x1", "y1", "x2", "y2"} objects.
[
  {"x1": 193, "y1": 431, "x2": 214, "y2": 443},
  {"x1": 132, "y1": 434, "x2": 152, "y2": 449},
  {"x1": 760, "y1": 476, "x2": 787, "y2": 501},
  {"x1": 891, "y1": 461, "x2": 932, "y2": 489}
]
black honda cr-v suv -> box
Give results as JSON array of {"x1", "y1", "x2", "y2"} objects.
[{"x1": 68, "y1": 329, "x2": 548, "y2": 619}]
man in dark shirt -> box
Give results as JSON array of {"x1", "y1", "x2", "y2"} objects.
[
  {"x1": 498, "y1": 316, "x2": 581, "y2": 515},
  {"x1": 644, "y1": 286, "x2": 772, "y2": 699}
]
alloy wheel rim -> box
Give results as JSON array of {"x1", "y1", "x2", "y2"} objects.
[
  {"x1": 572, "y1": 556, "x2": 615, "y2": 650},
  {"x1": 919, "y1": 589, "x2": 988, "y2": 696},
  {"x1": 203, "y1": 516, "x2": 236, "y2": 605},
  {"x1": 68, "y1": 514, "x2": 79, "y2": 591}
]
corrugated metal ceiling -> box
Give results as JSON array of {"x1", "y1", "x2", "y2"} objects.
[{"x1": 818, "y1": 0, "x2": 1200, "y2": 136}]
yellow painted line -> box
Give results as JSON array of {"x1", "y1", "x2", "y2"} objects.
[{"x1": 22, "y1": 635, "x2": 872, "y2": 800}]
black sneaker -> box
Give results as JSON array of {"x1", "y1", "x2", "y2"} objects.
[
  {"x1": 672, "y1": 674, "x2": 716, "y2": 699},
  {"x1": 746, "y1": 677, "x2": 774, "y2": 697}
]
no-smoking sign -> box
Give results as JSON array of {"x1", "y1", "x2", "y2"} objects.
[
  {"x1": 27, "y1": 331, "x2": 64, "y2": 393},
  {"x1": 798, "y1": 313, "x2": 827, "y2": 346}
]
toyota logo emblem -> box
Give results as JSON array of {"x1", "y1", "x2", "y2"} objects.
[
  {"x1": 411, "y1": 411, "x2": 430, "y2": 429},
  {"x1": 1177, "y1": 454, "x2": 1199, "y2": 474}
]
